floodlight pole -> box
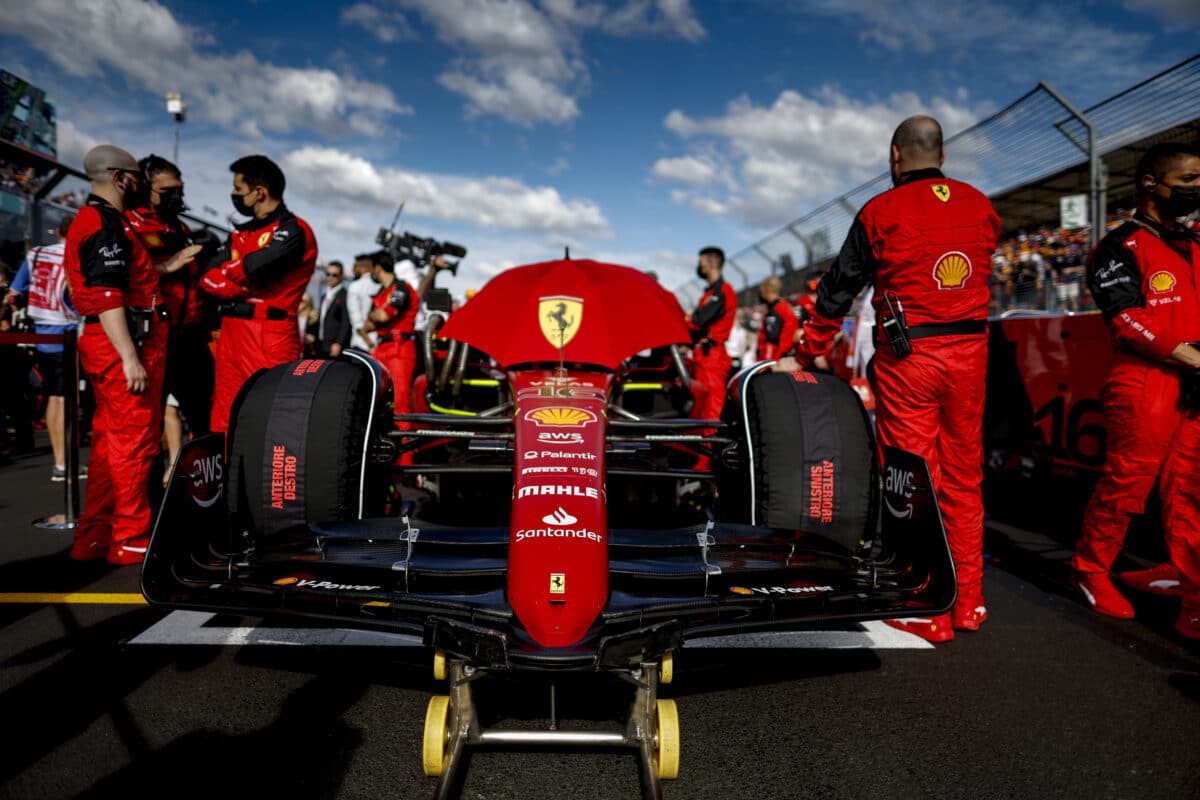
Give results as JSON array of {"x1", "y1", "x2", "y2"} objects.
[
  {"x1": 1040, "y1": 81, "x2": 1105, "y2": 251},
  {"x1": 166, "y1": 92, "x2": 187, "y2": 166}
]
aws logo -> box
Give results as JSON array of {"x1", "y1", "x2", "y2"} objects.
[
  {"x1": 1148, "y1": 271, "x2": 1176, "y2": 294},
  {"x1": 933, "y1": 251, "x2": 972, "y2": 290}
]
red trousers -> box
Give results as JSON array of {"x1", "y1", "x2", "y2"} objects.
[
  {"x1": 76, "y1": 321, "x2": 166, "y2": 552},
  {"x1": 692, "y1": 344, "x2": 731, "y2": 423},
  {"x1": 1073, "y1": 359, "x2": 1200, "y2": 599},
  {"x1": 374, "y1": 339, "x2": 416, "y2": 423},
  {"x1": 873, "y1": 335, "x2": 987, "y2": 594},
  {"x1": 211, "y1": 317, "x2": 301, "y2": 434}
]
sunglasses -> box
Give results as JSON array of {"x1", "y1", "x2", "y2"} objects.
[{"x1": 325, "y1": 271, "x2": 342, "y2": 277}]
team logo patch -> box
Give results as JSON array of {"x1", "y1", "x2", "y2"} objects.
[
  {"x1": 526, "y1": 407, "x2": 597, "y2": 427},
  {"x1": 550, "y1": 573, "x2": 566, "y2": 594},
  {"x1": 539, "y1": 295, "x2": 583, "y2": 348},
  {"x1": 1149, "y1": 271, "x2": 1176, "y2": 293},
  {"x1": 931, "y1": 184, "x2": 951, "y2": 203},
  {"x1": 933, "y1": 251, "x2": 972, "y2": 289},
  {"x1": 143, "y1": 233, "x2": 162, "y2": 247},
  {"x1": 230, "y1": 249, "x2": 239, "y2": 261},
  {"x1": 257, "y1": 231, "x2": 272, "y2": 247}
]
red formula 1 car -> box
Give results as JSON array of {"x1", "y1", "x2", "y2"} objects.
[{"x1": 144, "y1": 259, "x2": 955, "y2": 799}]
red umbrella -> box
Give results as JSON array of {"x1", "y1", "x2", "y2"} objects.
[{"x1": 441, "y1": 259, "x2": 692, "y2": 369}]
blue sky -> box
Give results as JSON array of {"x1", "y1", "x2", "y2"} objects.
[{"x1": 2, "y1": 0, "x2": 1198, "y2": 297}]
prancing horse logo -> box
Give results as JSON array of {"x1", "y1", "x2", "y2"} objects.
[{"x1": 538, "y1": 295, "x2": 583, "y2": 348}]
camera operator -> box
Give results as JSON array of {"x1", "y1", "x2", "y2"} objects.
[{"x1": 1070, "y1": 142, "x2": 1200, "y2": 640}]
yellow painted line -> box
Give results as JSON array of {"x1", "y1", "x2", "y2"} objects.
[{"x1": 0, "y1": 592, "x2": 148, "y2": 605}]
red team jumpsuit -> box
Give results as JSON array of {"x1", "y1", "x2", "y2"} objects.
[
  {"x1": 688, "y1": 277, "x2": 738, "y2": 423},
  {"x1": 63, "y1": 195, "x2": 167, "y2": 564},
  {"x1": 1072, "y1": 216, "x2": 1200, "y2": 614},
  {"x1": 798, "y1": 169, "x2": 1001, "y2": 635},
  {"x1": 126, "y1": 205, "x2": 215, "y2": 434},
  {"x1": 370, "y1": 278, "x2": 420, "y2": 422},
  {"x1": 756, "y1": 297, "x2": 798, "y2": 361},
  {"x1": 200, "y1": 205, "x2": 317, "y2": 433}
]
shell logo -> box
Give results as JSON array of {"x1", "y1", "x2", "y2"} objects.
[
  {"x1": 1149, "y1": 271, "x2": 1176, "y2": 294},
  {"x1": 933, "y1": 251, "x2": 972, "y2": 290},
  {"x1": 273, "y1": 576, "x2": 300, "y2": 586},
  {"x1": 730, "y1": 586, "x2": 754, "y2": 596},
  {"x1": 526, "y1": 407, "x2": 598, "y2": 428}
]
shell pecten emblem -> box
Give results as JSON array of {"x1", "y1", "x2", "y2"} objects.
[
  {"x1": 1149, "y1": 271, "x2": 1176, "y2": 294},
  {"x1": 933, "y1": 251, "x2": 972, "y2": 290},
  {"x1": 539, "y1": 295, "x2": 583, "y2": 348},
  {"x1": 526, "y1": 406, "x2": 598, "y2": 427}
]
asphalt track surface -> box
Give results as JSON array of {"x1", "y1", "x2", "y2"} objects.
[{"x1": 2, "y1": 436, "x2": 1198, "y2": 800}]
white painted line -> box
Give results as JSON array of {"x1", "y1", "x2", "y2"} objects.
[
  {"x1": 128, "y1": 610, "x2": 423, "y2": 647},
  {"x1": 130, "y1": 612, "x2": 932, "y2": 650},
  {"x1": 684, "y1": 621, "x2": 935, "y2": 650}
]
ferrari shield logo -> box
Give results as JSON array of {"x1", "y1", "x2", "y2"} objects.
[
  {"x1": 550, "y1": 573, "x2": 566, "y2": 594},
  {"x1": 931, "y1": 184, "x2": 951, "y2": 203},
  {"x1": 143, "y1": 233, "x2": 162, "y2": 247},
  {"x1": 257, "y1": 231, "x2": 273, "y2": 248},
  {"x1": 539, "y1": 295, "x2": 583, "y2": 348}
]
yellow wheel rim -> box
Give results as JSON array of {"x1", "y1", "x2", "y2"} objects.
[
  {"x1": 653, "y1": 698, "x2": 680, "y2": 779},
  {"x1": 422, "y1": 695, "x2": 451, "y2": 776},
  {"x1": 433, "y1": 649, "x2": 447, "y2": 681},
  {"x1": 660, "y1": 652, "x2": 674, "y2": 685}
]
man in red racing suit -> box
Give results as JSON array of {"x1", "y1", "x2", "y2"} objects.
[
  {"x1": 1070, "y1": 142, "x2": 1200, "y2": 640},
  {"x1": 126, "y1": 154, "x2": 216, "y2": 443},
  {"x1": 361, "y1": 250, "x2": 419, "y2": 424},
  {"x1": 756, "y1": 275, "x2": 798, "y2": 361},
  {"x1": 201, "y1": 155, "x2": 318, "y2": 434},
  {"x1": 688, "y1": 246, "x2": 738, "y2": 426},
  {"x1": 787, "y1": 116, "x2": 1001, "y2": 642},
  {"x1": 64, "y1": 146, "x2": 196, "y2": 565}
]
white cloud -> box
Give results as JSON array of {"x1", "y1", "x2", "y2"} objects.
[
  {"x1": 340, "y1": 2, "x2": 417, "y2": 42},
  {"x1": 55, "y1": 119, "x2": 101, "y2": 170},
  {"x1": 788, "y1": 0, "x2": 1168, "y2": 91},
  {"x1": 280, "y1": 145, "x2": 611, "y2": 237},
  {"x1": 0, "y1": 0, "x2": 411, "y2": 139},
  {"x1": 382, "y1": 0, "x2": 705, "y2": 126},
  {"x1": 658, "y1": 85, "x2": 987, "y2": 227},
  {"x1": 651, "y1": 156, "x2": 718, "y2": 185}
]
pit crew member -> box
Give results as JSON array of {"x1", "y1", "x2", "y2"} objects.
[
  {"x1": 361, "y1": 250, "x2": 419, "y2": 424},
  {"x1": 63, "y1": 145, "x2": 198, "y2": 565},
  {"x1": 125, "y1": 154, "x2": 216, "y2": 472},
  {"x1": 200, "y1": 155, "x2": 318, "y2": 433},
  {"x1": 756, "y1": 275, "x2": 798, "y2": 361},
  {"x1": 1070, "y1": 142, "x2": 1200, "y2": 640},
  {"x1": 688, "y1": 246, "x2": 738, "y2": 425},
  {"x1": 781, "y1": 116, "x2": 1001, "y2": 642}
]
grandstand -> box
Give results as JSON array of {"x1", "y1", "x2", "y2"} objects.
[{"x1": 693, "y1": 54, "x2": 1200, "y2": 315}]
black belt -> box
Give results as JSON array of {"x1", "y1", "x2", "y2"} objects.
[
  {"x1": 83, "y1": 309, "x2": 159, "y2": 324},
  {"x1": 217, "y1": 301, "x2": 291, "y2": 321},
  {"x1": 376, "y1": 331, "x2": 417, "y2": 344},
  {"x1": 907, "y1": 320, "x2": 988, "y2": 340}
]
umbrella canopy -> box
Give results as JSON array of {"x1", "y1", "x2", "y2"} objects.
[{"x1": 441, "y1": 259, "x2": 691, "y2": 369}]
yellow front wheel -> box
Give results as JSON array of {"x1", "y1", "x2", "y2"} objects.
[
  {"x1": 659, "y1": 651, "x2": 674, "y2": 685},
  {"x1": 422, "y1": 695, "x2": 452, "y2": 776},
  {"x1": 653, "y1": 698, "x2": 680, "y2": 779},
  {"x1": 433, "y1": 649, "x2": 447, "y2": 681}
]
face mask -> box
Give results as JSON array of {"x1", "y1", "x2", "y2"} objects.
[
  {"x1": 695, "y1": 263, "x2": 706, "y2": 281},
  {"x1": 231, "y1": 190, "x2": 257, "y2": 217},
  {"x1": 156, "y1": 187, "x2": 185, "y2": 218},
  {"x1": 1162, "y1": 184, "x2": 1200, "y2": 219}
]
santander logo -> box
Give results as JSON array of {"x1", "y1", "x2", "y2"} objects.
[{"x1": 542, "y1": 507, "x2": 578, "y2": 525}]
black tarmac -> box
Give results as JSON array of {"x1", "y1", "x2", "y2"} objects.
[{"x1": 1, "y1": 437, "x2": 1197, "y2": 800}]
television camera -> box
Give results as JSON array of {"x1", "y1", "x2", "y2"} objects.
[{"x1": 376, "y1": 228, "x2": 467, "y2": 276}]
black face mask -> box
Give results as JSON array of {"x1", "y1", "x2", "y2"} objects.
[
  {"x1": 1162, "y1": 184, "x2": 1200, "y2": 219},
  {"x1": 155, "y1": 187, "x2": 185, "y2": 218},
  {"x1": 231, "y1": 190, "x2": 257, "y2": 217},
  {"x1": 695, "y1": 263, "x2": 706, "y2": 281}
]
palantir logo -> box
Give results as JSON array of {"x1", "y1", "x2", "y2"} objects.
[{"x1": 542, "y1": 507, "x2": 577, "y2": 525}]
